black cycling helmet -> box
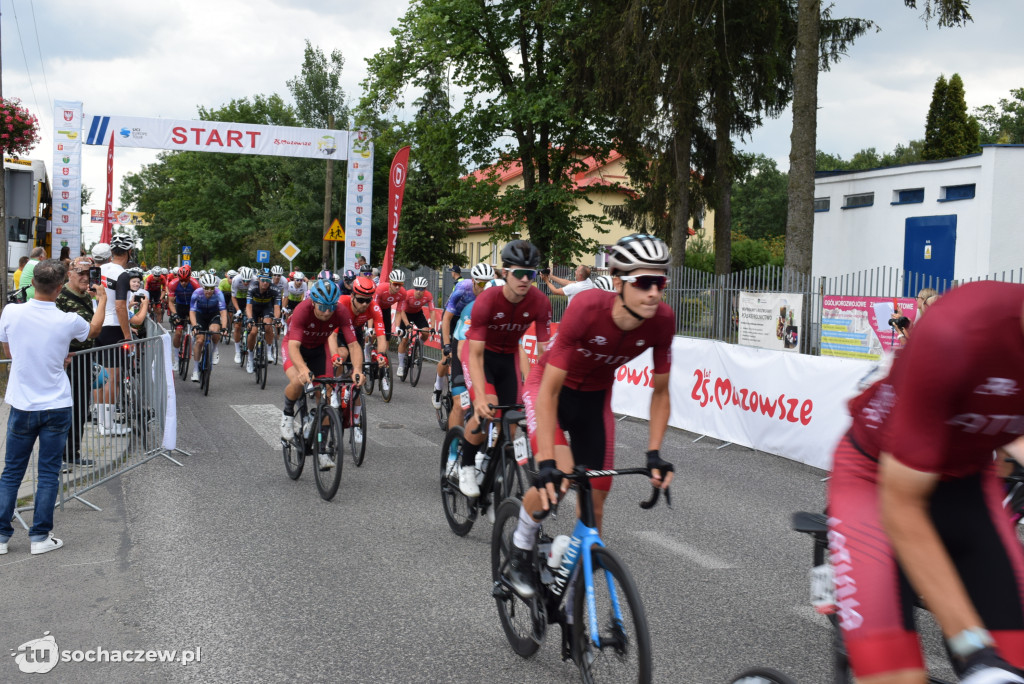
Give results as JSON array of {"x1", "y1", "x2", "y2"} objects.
[
  {"x1": 343, "y1": 269, "x2": 356, "y2": 284},
  {"x1": 500, "y1": 240, "x2": 541, "y2": 269}
]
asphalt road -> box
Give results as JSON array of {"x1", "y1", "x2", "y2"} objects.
[{"x1": 3, "y1": 342, "x2": 957, "y2": 683}]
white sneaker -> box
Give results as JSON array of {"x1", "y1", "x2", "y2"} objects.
[
  {"x1": 246, "y1": 357, "x2": 254, "y2": 374},
  {"x1": 268, "y1": 347, "x2": 276, "y2": 362},
  {"x1": 459, "y1": 465, "x2": 480, "y2": 498},
  {"x1": 280, "y1": 413, "x2": 295, "y2": 441},
  {"x1": 30, "y1": 534, "x2": 64, "y2": 555},
  {"x1": 431, "y1": 389, "x2": 442, "y2": 409},
  {"x1": 234, "y1": 351, "x2": 241, "y2": 364},
  {"x1": 487, "y1": 500, "x2": 496, "y2": 525},
  {"x1": 318, "y1": 452, "x2": 334, "y2": 471},
  {"x1": 191, "y1": 369, "x2": 200, "y2": 382},
  {"x1": 0, "y1": 539, "x2": 7, "y2": 555},
  {"x1": 213, "y1": 349, "x2": 220, "y2": 365},
  {"x1": 396, "y1": 365, "x2": 406, "y2": 379},
  {"x1": 353, "y1": 426, "x2": 363, "y2": 444}
]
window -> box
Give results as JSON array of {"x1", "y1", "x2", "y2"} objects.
[
  {"x1": 939, "y1": 183, "x2": 975, "y2": 202},
  {"x1": 842, "y1": 192, "x2": 874, "y2": 209},
  {"x1": 813, "y1": 197, "x2": 830, "y2": 213},
  {"x1": 892, "y1": 188, "x2": 924, "y2": 205}
]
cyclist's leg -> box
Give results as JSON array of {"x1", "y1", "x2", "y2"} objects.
[
  {"x1": 193, "y1": 332, "x2": 205, "y2": 361},
  {"x1": 172, "y1": 304, "x2": 190, "y2": 349},
  {"x1": 280, "y1": 342, "x2": 308, "y2": 439}
]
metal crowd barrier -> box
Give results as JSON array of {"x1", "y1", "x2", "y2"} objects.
[{"x1": 2, "y1": 317, "x2": 184, "y2": 530}]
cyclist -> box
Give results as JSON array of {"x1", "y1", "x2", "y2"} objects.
[
  {"x1": 284, "y1": 271, "x2": 307, "y2": 319},
  {"x1": 376, "y1": 269, "x2": 409, "y2": 373},
  {"x1": 829, "y1": 280, "x2": 1024, "y2": 684},
  {"x1": 167, "y1": 265, "x2": 201, "y2": 354},
  {"x1": 459, "y1": 240, "x2": 552, "y2": 499},
  {"x1": 144, "y1": 267, "x2": 166, "y2": 322},
  {"x1": 244, "y1": 272, "x2": 282, "y2": 373},
  {"x1": 125, "y1": 268, "x2": 150, "y2": 338},
  {"x1": 335, "y1": 275, "x2": 387, "y2": 445},
  {"x1": 230, "y1": 266, "x2": 255, "y2": 364},
  {"x1": 396, "y1": 276, "x2": 435, "y2": 377},
  {"x1": 219, "y1": 269, "x2": 236, "y2": 321},
  {"x1": 188, "y1": 273, "x2": 228, "y2": 381},
  {"x1": 434, "y1": 263, "x2": 493, "y2": 415},
  {"x1": 340, "y1": 269, "x2": 356, "y2": 297},
  {"x1": 280, "y1": 280, "x2": 364, "y2": 471},
  {"x1": 270, "y1": 264, "x2": 285, "y2": 290},
  {"x1": 507, "y1": 234, "x2": 676, "y2": 601}
]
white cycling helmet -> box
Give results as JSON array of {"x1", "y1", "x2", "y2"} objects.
[
  {"x1": 226, "y1": 269, "x2": 238, "y2": 279},
  {"x1": 332, "y1": 274, "x2": 340, "y2": 282},
  {"x1": 388, "y1": 269, "x2": 406, "y2": 284},
  {"x1": 293, "y1": 271, "x2": 305, "y2": 281},
  {"x1": 238, "y1": 266, "x2": 255, "y2": 280},
  {"x1": 470, "y1": 263, "x2": 494, "y2": 281},
  {"x1": 271, "y1": 265, "x2": 284, "y2": 275},
  {"x1": 199, "y1": 273, "x2": 218, "y2": 288},
  {"x1": 594, "y1": 275, "x2": 615, "y2": 292},
  {"x1": 606, "y1": 234, "x2": 670, "y2": 275},
  {"x1": 412, "y1": 276, "x2": 428, "y2": 289},
  {"x1": 485, "y1": 278, "x2": 505, "y2": 290}
]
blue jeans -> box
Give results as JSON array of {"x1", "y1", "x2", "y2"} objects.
[{"x1": 0, "y1": 407, "x2": 72, "y2": 542}]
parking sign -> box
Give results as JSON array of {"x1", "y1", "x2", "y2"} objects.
[{"x1": 256, "y1": 250, "x2": 270, "y2": 263}]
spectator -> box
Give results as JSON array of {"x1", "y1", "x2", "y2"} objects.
[
  {"x1": 58, "y1": 245, "x2": 71, "y2": 270},
  {"x1": 56, "y1": 256, "x2": 109, "y2": 468},
  {"x1": 91, "y1": 243, "x2": 111, "y2": 264},
  {"x1": 889, "y1": 287, "x2": 940, "y2": 343},
  {"x1": 0, "y1": 260, "x2": 96, "y2": 555},
  {"x1": 94, "y1": 235, "x2": 135, "y2": 436},
  {"x1": 12, "y1": 256, "x2": 29, "y2": 289},
  {"x1": 18, "y1": 247, "x2": 47, "y2": 300},
  {"x1": 543, "y1": 264, "x2": 595, "y2": 305}
]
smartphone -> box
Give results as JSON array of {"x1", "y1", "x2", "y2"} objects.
[{"x1": 89, "y1": 267, "x2": 102, "y2": 286}]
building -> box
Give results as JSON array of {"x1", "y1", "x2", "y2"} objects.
[{"x1": 812, "y1": 145, "x2": 1024, "y2": 287}]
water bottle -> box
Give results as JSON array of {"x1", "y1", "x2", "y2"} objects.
[
  {"x1": 475, "y1": 452, "x2": 489, "y2": 485},
  {"x1": 487, "y1": 423, "x2": 498, "y2": 448},
  {"x1": 547, "y1": 535, "x2": 571, "y2": 569}
]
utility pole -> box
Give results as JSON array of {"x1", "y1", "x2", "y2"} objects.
[{"x1": 321, "y1": 112, "x2": 334, "y2": 271}]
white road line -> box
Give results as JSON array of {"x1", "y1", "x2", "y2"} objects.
[
  {"x1": 633, "y1": 530, "x2": 733, "y2": 569},
  {"x1": 231, "y1": 404, "x2": 285, "y2": 449}
]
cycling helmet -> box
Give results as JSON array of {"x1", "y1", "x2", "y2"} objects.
[
  {"x1": 109, "y1": 234, "x2": 134, "y2": 252},
  {"x1": 352, "y1": 276, "x2": 376, "y2": 296},
  {"x1": 271, "y1": 265, "x2": 284, "y2": 275},
  {"x1": 485, "y1": 278, "x2": 506, "y2": 290},
  {"x1": 293, "y1": 271, "x2": 305, "y2": 281},
  {"x1": 197, "y1": 270, "x2": 208, "y2": 278},
  {"x1": 594, "y1": 275, "x2": 615, "y2": 292},
  {"x1": 412, "y1": 276, "x2": 428, "y2": 289},
  {"x1": 359, "y1": 265, "x2": 373, "y2": 275},
  {"x1": 226, "y1": 269, "x2": 238, "y2": 279},
  {"x1": 332, "y1": 274, "x2": 340, "y2": 283},
  {"x1": 199, "y1": 273, "x2": 218, "y2": 288},
  {"x1": 500, "y1": 240, "x2": 541, "y2": 269},
  {"x1": 470, "y1": 263, "x2": 495, "y2": 281},
  {"x1": 208, "y1": 268, "x2": 218, "y2": 276},
  {"x1": 317, "y1": 269, "x2": 333, "y2": 281},
  {"x1": 342, "y1": 269, "x2": 356, "y2": 284},
  {"x1": 125, "y1": 267, "x2": 145, "y2": 280},
  {"x1": 388, "y1": 269, "x2": 406, "y2": 284},
  {"x1": 309, "y1": 280, "x2": 340, "y2": 309},
  {"x1": 258, "y1": 271, "x2": 272, "y2": 282},
  {"x1": 178, "y1": 265, "x2": 192, "y2": 280},
  {"x1": 91, "y1": 243, "x2": 112, "y2": 261},
  {"x1": 238, "y1": 266, "x2": 254, "y2": 280},
  {"x1": 606, "y1": 234, "x2": 670, "y2": 275}
]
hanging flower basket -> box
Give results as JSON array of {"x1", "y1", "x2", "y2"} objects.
[{"x1": 0, "y1": 98, "x2": 41, "y2": 158}]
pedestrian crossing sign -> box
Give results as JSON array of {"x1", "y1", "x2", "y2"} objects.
[{"x1": 324, "y1": 218, "x2": 345, "y2": 242}]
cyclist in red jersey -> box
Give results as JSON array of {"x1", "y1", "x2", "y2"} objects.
[
  {"x1": 504, "y1": 234, "x2": 676, "y2": 601},
  {"x1": 374, "y1": 269, "x2": 409, "y2": 347},
  {"x1": 336, "y1": 276, "x2": 388, "y2": 363},
  {"x1": 396, "y1": 276, "x2": 435, "y2": 377},
  {"x1": 828, "y1": 280, "x2": 1024, "y2": 684},
  {"x1": 458, "y1": 240, "x2": 552, "y2": 499}
]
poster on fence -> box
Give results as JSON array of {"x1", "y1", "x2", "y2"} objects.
[
  {"x1": 737, "y1": 291, "x2": 803, "y2": 352},
  {"x1": 820, "y1": 295, "x2": 917, "y2": 360}
]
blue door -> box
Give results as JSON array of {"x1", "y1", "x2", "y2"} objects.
[{"x1": 903, "y1": 215, "x2": 956, "y2": 295}]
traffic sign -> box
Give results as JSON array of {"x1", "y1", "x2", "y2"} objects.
[
  {"x1": 256, "y1": 250, "x2": 270, "y2": 263},
  {"x1": 324, "y1": 218, "x2": 345, "y2": 242},
  {"x1": 182, "y1": 257, "x2": 191, "y2": 266},
  {"x1": 280, "y1": 241, "x2": 301, "y2": 261},
  {"x1": 182, "y1": 246, "x2": 191, "y2": 255}
]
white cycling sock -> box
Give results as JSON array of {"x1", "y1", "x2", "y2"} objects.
[
  {"x1": 398, "y1": 352, "x2": 407, "y2": 367},
  {"x1": 234, "y1": 342, "x2": 241, "y2": 352},
  {"x1": 512, "y1": 505, "x2": 540, "y2": 551},
  {"x1": 434, "y1": 375, "x2": 443, "y2": 391}
]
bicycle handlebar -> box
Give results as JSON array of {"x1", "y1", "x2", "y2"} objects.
[
  {"x1": 470, "y1": 403, "x2": 525, "y2": 434},
  {"x1": 532, "y1": 465, "x2": 672, "y2": 520}
]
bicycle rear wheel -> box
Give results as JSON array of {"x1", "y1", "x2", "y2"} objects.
[
  {"x1": 256, "y1": 342, "x2": 268, "y2": 390},
  {"x1": 435, "y1": 387, "x2": 451, "y2": 430},
  {"x1": 201, "y1": 343, "x2": 212, "y2": 396},
  {"x1": 572, "y1": 546, "x2": 652, "y2": 684},
  {"x1": 380, "y1": 362, "x2": 393, "y2": 402},
  {"x1": 313, "y1": 406, "x2": 343, "y2": 501},
  {"x1": 178, "y1": 334, "x2": 192, "y2": 379},
  {"x1": 491, "y1": 497, "x2": 542, "y2": 658},
  {"x1": 409, "y1": 339, "x2": 423, "y2": 386},
  {"x1": 283, "y1": 406, "x2": 306, "y2": 480},
  {"x1": 440, "y1": 426, "x2": 475, "y2": 536},
  {"x1": 348, "y1": 394, "x2": 367, "y2": 467},
  {"x1": 728, "y1": 669, "x2": 798, "y2": 684},
  {"x1": 492, "y1": 451, "x2": 525, "y2": 503},
  {"x1": 363, "y1": 361, "x2": 375, "y2": 395}
]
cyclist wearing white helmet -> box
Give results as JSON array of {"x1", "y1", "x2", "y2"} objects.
[
  {"x1": 594, "y1": 274, "x2": 615, "y2": 292},
  {"x1": 188, "y1": 273, "x2": 229, "y2": 380},
  {"x1": 144, "y1": 265, "x2": 167, "y2": 323},
  {"x1": 270, "y1": 264, "x2": 284, "y2": 289},
  {"x1": 284, "y1": 271, "x2": 308, "y2": 318},
  {"x1": 434, "y1": 263, "x2": 493, "y2": 413},
  {"x1": 396, "y1": 275, "x2": 435, "y2": 377},
  {"x1": 374, "y1": 268, "x2": 410, "y2": 375},
  {"x1": 219, "y1": 270, "x2": 235, "y2": 323},
  {"x1": 93, "y1": 234, "x2": 137, "y2": 436},
  {"x1": 230, "y1": 266, "x2": 256, "y2": 363}
]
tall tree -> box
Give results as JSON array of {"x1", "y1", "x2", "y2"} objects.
[
  {"x1": 922, "y1": 73, "x2": 977, "y2": 159},
  {"x1": 923, "y1": 74, "x2": 949, "y2": 159},
  {"x1": 975, "y1": 87, "x2": 1024, "y2": 144},
  {"x1": 731, "y1": 153, "x2": 788, "y2": 241}
]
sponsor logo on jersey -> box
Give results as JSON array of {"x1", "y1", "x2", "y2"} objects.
[{"x1": 974, "y1": 377, "x2": 1019, "y2": 397}]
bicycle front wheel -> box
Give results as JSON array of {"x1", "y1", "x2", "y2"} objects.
[
  {"x1": 283, "y1": 406, "x2": 306, "y2": 480},
  {"x1": 178, "y1": 335, "x2": 192, "y2": 379},
  {"x1": 491, "y1": 497, "x2": 543, "y2": 657},
  {"x1": 348, "y1": 395, "x2": 367, "y2": 467},
  {"x1": 380, "y1": 362, "x2": 393, "y2": 402},
  {"x1": 256, "y1": 343, "x2": 268, "y2": 390},
  {"x1": 440, "y1": 426, "x2": 475, "y2": 536},
  {"x1": 492, "y1": 452, "x2": 525, "y2": 503},
  {"x1": 313, "y1": 407, "x2": 343, "y2": 501},
  {"x1": 201, "y1": 344, "x2": 212, "y2": 396},
  {"x1": 435, "y1": 388, "x2": 450, "y2": 431},
  {"x1": 409, "y1": 339, "x2": 423, "y2": 386},
  {"x1": 572, "y1": 546, "x2": 652, "y2": 684}
]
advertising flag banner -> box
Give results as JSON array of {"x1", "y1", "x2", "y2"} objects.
[
  {"x1": 737, "y1": 292, "x2": 804, "y2": 352},
  {"x1": 90, "y1": 210, "x2": 148, "y2": 225},
  {"x1": 101, "y1": 133, "x2": 115, "y2": 243},
  {"x1": 821, "y1": 295, "x2": 918, "y2": 360},
  {"x1": 380, "y1": 146, "x2": 410, "y2": 278},
  {"x1": 342, "y1": 131, "x2": 374, "y2": 270},
  {"x1": 52, "y1": 100, "x2": 83, "y2": 257}
]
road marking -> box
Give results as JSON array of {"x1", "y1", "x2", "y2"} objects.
[
  {"x1": 231, "y1": 404, "x2": 285, "y2": 449},
  {"x1": 633, "y1": 530, "x2": 733, "y2": 569}
]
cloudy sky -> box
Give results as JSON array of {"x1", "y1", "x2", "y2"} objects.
[{"x1": 1, "y1": 0, "x2": 1020, "y2": 247}]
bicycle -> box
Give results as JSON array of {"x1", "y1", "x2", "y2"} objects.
[
  {"x1": 400, "y1": 326, "x2": 430, "y2": 387},
  {"x1": 281, "y1": 374, "x2": 349, "y2": 501},
  {"x1": 250, "y1": 318, "x2": 274, "y2": 390},
  {"x1": 434, "y1": 356, "x2": 453, "y2": 431},
  {"x1": 491, "y1": 466, "x2": 670, "y2": 683},
  {"x1": 440, "y1": 403, "x2": 533, "y2": 536},
  {"x1": 170, "y1": 314, "x2": 191, "y2": 380},
  {"x1": 363, "y1": 349, "x2": 393, "y2": 402},
  {"x1": 272, "y1": 318, "x2": 286, "y2": 365},
  {"x1": 112, "y1": 339, "x2": 159, "y2": 454},
  {"x1": 335, "y1": 377, "x2": 368, "y2": 467},
  {"x1": 192, "y1": 327, "x2": 216, "y2": 396}
]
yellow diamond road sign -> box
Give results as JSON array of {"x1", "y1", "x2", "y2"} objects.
[
  {"x1": 324, "y1": 218, "x2": 345, "y2": 242},
  {"x1": 280, "y1": 241, "x2": 301, "y2": 261}
]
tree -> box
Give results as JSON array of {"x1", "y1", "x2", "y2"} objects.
[
  {"x1": 975, "y1": 87, "x2": 1024, "y2": 144},
  {"x1": 922, "y1": 73, "x2": 977, "y2": 159},
  {"x1": 903, "y1": 0, "x2": 972, "y2": 27},
  {"x1": 731, "y1": 153, "x2": 788, "y2": 241}
]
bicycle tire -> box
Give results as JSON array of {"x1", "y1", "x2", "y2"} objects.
[
  {"x1": 178, "y1": 334, "x2": 192, "y2": 379},
  {"x1": 348, "y1": 394, "x2": 367, "y2": 467},
  {"x1": 313, "y1": 406, "x2": 343, "y2": 501},
  {"x1": 435, "y1": 388, "x2": 451, "y2": 431},
  {"x1": 283, "y1": 405, "x2": 306, "y2": 480},
  {"x1": 493, "y1": 451, "x2": 525, "y2": 504},
  {"x1": 380, "y1": 361, "x2": 393, "y2": 402},
  {"x1": 409, "y1": 338, "x2": 423, "y2": 386},
  {"x1": 491, "y1": 497, "x2": 542, "y2": 658},
  {"x1": 440, "y1": 426, "x2": 476, "y2": 536},
  {"x1": 728, "y1": 668, "x2": 799, "y2": 684},
  {"x1": 202, "y1": 342, "x2": 212, "y2": 396},
  {"x1": 572, "y1": 546, "x2": 652, "y2": 684}
]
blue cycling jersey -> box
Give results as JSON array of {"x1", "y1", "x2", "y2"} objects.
[
  {"x1": 445, "y1": 278, "x2": 476, "y2": 316},
  {"x1": 453, "y1": 301, "x2": 473, "y2": 341},
  {"x1": 190, "y1": 288, "x2": 226, "y2": 315}
]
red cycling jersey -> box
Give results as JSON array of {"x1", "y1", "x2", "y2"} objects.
[
  {"x1": 404, "y1": 288, "x2": 435, "y2": 316},
  {"x1": 284, "y1": 298, "x2": 356, "y2": 348},
  {"x1": 540, "y1": 288, "x2": 673, "y2": 391},
  {"x1": 338, "y1": 295, "x2": 386, "y2": 338},
  {"x1": 145, "y1": 274, "x2": 165, "y2": 292},
  {"x1": 374, "y1": 282, "x2": 407, "y2": 313},
  {"x1": 465, "y1": 285, "x2": 551, "y2": 354}
]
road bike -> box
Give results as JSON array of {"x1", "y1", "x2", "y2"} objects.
[
  {"x1": 440, "y1": 403, "x2": 533, "y2": 536},
  {"x1": 491, "y1": 466, "x2": 670, "y2": 683},
  {"x1": 334, "y1": 378, "x2": 368, "y2": 467},
  {"x1": 399, "y1": 326, "x2": 430, "y2": 387},
  {"x1": 249, "y1": 318, "x2": 276, "y2": 390},
  {"x1": 192, "y1": 327, "x2": 217, "y2": 396},
  {"x1": 170, "y1": 314, "x2": 191, "y2": 380},
  {"x1": 281, "y1": 374, "x2": 349, "y2": 501},
  {"x1": 111, "y1": 338, "x2": 159, "y2": 454},
  {"x1": 434, "y1": 356, "x2": 453, "y2": 431},
  {"x1": 362, "y1": 349, "x2": 393, "y2": 403}
]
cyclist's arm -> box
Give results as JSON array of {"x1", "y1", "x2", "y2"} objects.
[
  {"x1": 129, "y1": 296, "x2": 148, "y2": 325},
  {"x1": 441, "y1": 311, "x2": 455, "y2": 348},
  {"x1": 245, "y1": 301, "x2": 253, "y2": 320},
  {"x1": 346, "y1": 340, "x2": 364, "y2": 381},
  {"x1": 218, "y1": 293, "x2": 228, "y2": 328},
  {"x1": 879, "y1": 453, "x2": 984, "y2": 639},
  {"x1": 648, "y1": 372, "x2": 670, "y2": 453},
  {"x1": 467, "y1": 338, "x2": 493, "y2": 419}
]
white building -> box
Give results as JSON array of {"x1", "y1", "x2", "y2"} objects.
[{"x1": 812, "y1": 145, "x2": 1024, "y2": 284}]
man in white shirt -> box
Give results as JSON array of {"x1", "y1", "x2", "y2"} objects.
[
  {"x1": 0, "y1": 260, "x2": 98, "y2": 555},
  {"x1": 543, "y1": 264, "x2": 595, "y2": 305}
]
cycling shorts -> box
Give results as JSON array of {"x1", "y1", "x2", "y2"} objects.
[
  {"x1": 194, "y1": 312, "x2": 222, "y2": 332},
  {"x1": 466, "y1": 349, "x2": 521, "y2": 410},
  {"x1": 284, "y1": 298, "x2": 301, "y2": 311},
  {"x1": 250, "y1": 304, "x2": 273, "y2": 321},
  {"x1": 523, "y1": 365, "x2": 614, "y2": 491},
  {"x1": 402, "y1": 310, "x2": 429, "y2": 332},
  {"x1": 282, "y1": 341, "x2": 327, "y2": 377},
  {"x1": 827, "y1": 432, "x2": 1024, "y2": 677},
  {"x1": 174, "y1": 303, "x2": 191, "y2": 322}
]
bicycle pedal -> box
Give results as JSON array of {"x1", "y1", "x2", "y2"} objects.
[{"x1": 491, "y1": 580, "x2": 512, "y2": 600}]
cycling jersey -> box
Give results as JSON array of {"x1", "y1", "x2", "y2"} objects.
[
  {"x1": 167, "y1": 277, "x2": 201, "y2": 307},
  {"x1": 247, "y1": 282, "x2": 282, "y2": 308},
  {"x1": 445, "y1": 278, "x2": 476, "y2": 316},
  {"x1": 338, "y1": 295, "x2": 386, "y2": 338},
  {"x1": 464, "y1": 284, "x2": 551, "y2": 354},
  {"x1": 218, "y1": 277, "x2": 232, "y2": 295},
  {"x1": 189, "y1": 287, "x2": 226, "y2": 316},
  {"x1": 145, "y1": 274, "x2": 165, "y2": 294},
  {"x1": 404, "y1": 288, "x2": 434, "y2": 317},
  {"x1": 286, "y1": 280, "x2": 307, "y2": 302},
  {"x1": 453, "y1": 301, "x2": 473, "y2": 342},
  {"x1": 100, "y1": 262, "x2": 133, "y2": 330},
  {"x1": 284, "y1": 298, "x2": 356, "y2": 349},
  {"x1": 230, "y1": 274, "x2": 252, "y2": 301},
  {"x1": 374, "y1": 282, "x2": 407, "y2": 313}
]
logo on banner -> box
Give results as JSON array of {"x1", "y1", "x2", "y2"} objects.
[
  {"x1": 63, "y1": 110, "x2": 74, "y2": 122},
  {"x1": 62, "y1": 180, "x2": 69, "y2": 187},
  {"x1": 120, "y1": 128, "x2": 131, "y2": 138},
  {"x1": 61, "y1": 192, "x2": 69, "y2": 200},
  {"x1": 62, "y1": 156, "x2": 70, "y2": 164},
  {"x1": 357, "y1": 173, "x2": 364, "y2": 181},
  {"x1": 317, "y1": 135, "x2": 337, "y2": 156},
  {"x1": 357, "y1": 195, "x2": 364, "y2": 203},
  {"x1": 689, "y1": 368, "x2": 814, "y2": 425},
  {"x1": 392, "y1": 161, "x2": 406, "y2": 188},
  {"x1": 355, "y1": 218, "x2": 362, "y2": 226},
  {"x1": 357, "y1": 184, "x2": 363, "y2": 192},
  {"x1": 61, "y1": 203, "x2": 69, "y2": 211}
]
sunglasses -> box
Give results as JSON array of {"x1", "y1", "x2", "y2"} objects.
[
  {"x1": 315, "y1": 303, "x2": 337, "y2": 313},
  {"x1": 413, "y1": 287, "x2": 426, "y2": 292},
  {"x1": 619, "y1": 274, "x2": 669, "y2": 291},
  {"x1": 203, "y1": 287, "x2": 216, "y2": 292},
  {"x1": 509, "y1": 269, "x2": 537, "y2": 281},
  {"x1": 354, "y1": 296, "x2": 372, "y2": 305}
]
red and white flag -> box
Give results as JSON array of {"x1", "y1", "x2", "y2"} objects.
[
  {"x1": 100, "y1": 132, "x2": 115, "y2": 243},
  {"x1": 380, "y1": 146, "x2": 410, "y2": 278}
]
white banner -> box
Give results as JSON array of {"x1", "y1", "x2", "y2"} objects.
[
  {"x1": 52, "y1": 100, "x2": 83, "y2": 258},
  {"x1": 160, "y1": 332, "x2": 177, "y2": 451},
  {"x1": 83, "y1": 114, "x2": 350, "y2": 161},
  {"x1": 737, "y1": 291, "x2": 804, "y2": 352},
  {"x1": 610, "y1": 338, "x2": 867, "y2": 470},
  {"x1": 343, "y1": 131, "x2": 374, "y2": 270}
]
